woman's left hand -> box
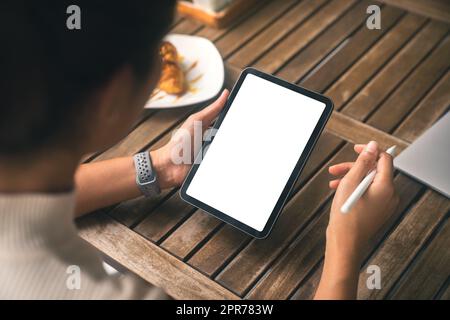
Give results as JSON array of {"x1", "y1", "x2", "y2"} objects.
[{"x1": 150, "y1": 89, "x2": 229, "y2": 189}]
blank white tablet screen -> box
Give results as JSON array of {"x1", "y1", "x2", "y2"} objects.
[{"x1": 186, "y1": 74, "x2": 326, "y2": 232}]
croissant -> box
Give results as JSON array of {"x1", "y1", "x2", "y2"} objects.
[{"x1": 157, "y1": 41, "x2": 185, "y2": 95}]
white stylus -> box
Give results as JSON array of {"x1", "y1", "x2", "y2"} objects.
[{"x1": 340, "y1": 145, "x2": 397, "y2": 214}]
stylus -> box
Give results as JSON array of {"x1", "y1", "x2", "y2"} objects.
[{"x1": 340, "y1": 145, "x2": 397, "y2": 214}]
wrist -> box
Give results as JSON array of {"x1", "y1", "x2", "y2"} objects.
[
  {"x1": 325, "y1": 227, "x2": 363, "y2": 268},
  {"x1": 149, "y1": 149, "x2": 176, "y2": 189}
]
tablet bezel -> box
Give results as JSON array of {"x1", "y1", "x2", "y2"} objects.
[{"x1": 179, "y1": 67, "x2": 333, "y2": 238}]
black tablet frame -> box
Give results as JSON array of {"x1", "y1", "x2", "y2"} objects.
[{"x1": 179, "y1": 67, "x2": 333, "y2": 239}]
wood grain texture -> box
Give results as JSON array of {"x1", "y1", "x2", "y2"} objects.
[
  {"x1": 394, "y1": 71, "x2": 450, "y2": 142},
  {"x1": 134, "y1": 190, "x2": 196, "y2": 243},
  {"x1": 367, "y1": 36, "x2": 450, "y2": 133},
  {"x1": 275, "y1": 0, "x2": 372, "y2": 83},
  {"x1": 77, "y1": 212, "x2": 239, "y2": 300},
  {"x1": 301, "y1": 5, "x2": 405, "y2": 92},
  {"x1": 188, "y1": 224, "x2": 250, "y2": 277},
  {"x1": 439, "y1": 282, "x2": 450, "y2": 300},
  {"x1": 246, "y1": 201, "x2": 331, "y2": 299},
  {"x1": 358, "y1": 190, "x2": 450, "y2": 299},
  {"x1": 388, "y1": 219, "x2": 450, "y2": 299},
  {"x1": 160, "y1": 210, "x2": 223, "y2": 259},
  {"x1": 379, "y1": 0, "x2": 450, "y2": 23},
  {"x1": 228, "y1": 0, "x2": 328, "y2": 68},
  {"x1": 326, "y1": 13, "x2": 427, "y2": 110},
  {"x1": 214, "y1": 0, "x2": 298, "y2": 58},
  {"x1": 326, "y1": 111, "x2": 409, "y2": 151},
  {"x1": 253, "y1": 0, "x2": 357, "y2": 73},
  {"x1": 342, "y1": 20, "x2": 449, "y2": 121}
]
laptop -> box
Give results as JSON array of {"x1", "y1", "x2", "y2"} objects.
[{"x1": 394, "y1": 111, "x2": 450, "y2": 198}]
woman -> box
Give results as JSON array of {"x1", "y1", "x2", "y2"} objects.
[{"x1": 0, "y1": 1, "x2": 398, "y2": 299}]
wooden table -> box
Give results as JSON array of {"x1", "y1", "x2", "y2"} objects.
[{"x1": 77, "y1": 0, "x2": 450, "y2": 300}]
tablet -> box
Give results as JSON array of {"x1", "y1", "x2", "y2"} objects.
[{"x1": 180, "y1": 68, "x2": 333, "y2": 238}]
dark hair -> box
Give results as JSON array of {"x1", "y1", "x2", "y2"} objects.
[{"x1": 0, "y1": 0, "x2": 175, "y2": 155}]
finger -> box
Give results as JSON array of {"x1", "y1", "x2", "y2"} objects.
[
  {"x1": 354, "y1": 144, "x2": 365, "y2": 154},
  {"x1": 345, "y1": 141, "x2": 379, "y2": 185},
  {"x1": 329, "y1": 162, "x2": 354, "y2": 176},
  {"x1": 192, "y1": 89, "x2": 229, "y2": 126},
  {"x1": 329, "y1": 179, "x2": 341, "y2": 189},
  {"x1": 373, "y1": 152, "x2": 394, "y2": 185}
]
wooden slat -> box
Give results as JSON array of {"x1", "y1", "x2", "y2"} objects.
[
  {"x1": 439, "y1": 282, "x2": 450, "y2": 300},
  {"x1": 170, "y1": 16, "x2": 203, "y2": 34},
  {"x1": 301, "y1": 5, "x2": 404, "y2": 92},
  {"x1": 394, "y1": 72, "x2": 450, "y2": 142},
  {"x1": 134, "y1": 190, "x2": 196, "y2": 243},
  {"x1": 275, "y1": 0, "x2": 373, "y2": 83},
  {"x1": 367, "y1": 36, "x2": 450, "y2": 133},
  {"x1": 109, "y1": 190, "x2": 174, "y2": 227},
  {"x1": 161, "y1": 210, "x2": 223, "y2": 259},
  {"x1": 188, "y1": 223, "x2": 250, "y2": 277},
  {"x1": 170, "y1": 14, "x2": 183, "y2": 28},
  {"x1": 326, "y1": 13, "x2": 427, "y2": 110},
  {"x1": 214, "y1": 0, "x2": 299, "y2": 58},
  {"x1": 246, "y1": 200, "x2": 331, "y2": 299},
  {"x1": 194, "y1": 0, "x2": 271, "y2": 42},
  {"x1": 228, "y1": 0, "x2": 328, "y2": 68},
  {"x1": 289, "y1": 260, "x2": 323, "y2": 300},
  {"x1": 253, "y1": 0, "x2": 358, "y2": 73},
  {"x1": 388, "y1": 219, "x2": 450, "y2": 299},
  {"x1": 77, "y1": 212, "x2": 239, "y2": 300},
  {"x1": 379, "y1": 0, "x2": 450, "y2": 24},
  {"x1": 358, "y1": 190, "x2": 450, "y2": 299},
  {"x1": 342, "y1": 20, "x2": 449, "y2": 120},
  {"x1": 326, "y1": 111, "x2": 409, "y2": 151}
]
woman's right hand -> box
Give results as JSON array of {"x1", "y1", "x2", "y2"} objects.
[
  {"x1": 326, "y1": 141, "x2": 399, "y2": 264},
  {"x1": 314, "y1": 141, "x2": 399, "y2": 300}
]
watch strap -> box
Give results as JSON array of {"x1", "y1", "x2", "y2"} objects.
[{"x1": 133, "y1": 152, "x2": 160, "y2": 197}]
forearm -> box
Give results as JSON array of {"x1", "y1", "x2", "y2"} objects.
[
  {"x1": 74, "y1": 156, "x2": 140, "y2": 217},
  {"x1": 74, "y1": 150, "x2": 176, "y2": 217},
  {"x1": 314, "y1": 242, "x2": 361, "y2": 300}
]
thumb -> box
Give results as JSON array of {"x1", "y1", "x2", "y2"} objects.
[
  {"x1": 344, "y1": 141, "x2": 379, "y2": 186},
  {"x1": 193, "y1": 89, "x2": 229, "y2": 127}
]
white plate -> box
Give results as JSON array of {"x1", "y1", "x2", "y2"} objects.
[{"x1": 145, "y1": 34, "x2": 225, "y2": 109}]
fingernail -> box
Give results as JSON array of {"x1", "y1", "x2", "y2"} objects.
[{"x1": 365, "y1": 141, "x2": 378, "y2": 154}]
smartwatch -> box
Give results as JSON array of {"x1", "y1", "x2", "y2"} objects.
[{"x1": 133, "y1": 151, "x2": 161, "y2": 197}]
